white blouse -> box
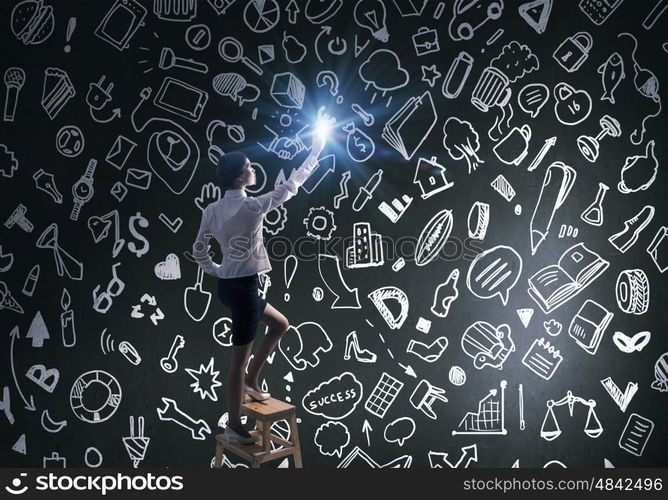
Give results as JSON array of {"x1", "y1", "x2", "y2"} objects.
[{"x1": 192, "y1": 153, "x2": 318, "y2": 279}]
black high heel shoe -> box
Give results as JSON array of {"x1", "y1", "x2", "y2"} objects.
[{"x1": 224, "y1": 425, "x2": 259, "y2": 445}]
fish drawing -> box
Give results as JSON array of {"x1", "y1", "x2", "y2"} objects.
[{"x1": 598, "y1": 52, "x2": 625, "y2": 104}]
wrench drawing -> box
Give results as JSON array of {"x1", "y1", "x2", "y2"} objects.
[{"x1": 156, "y1": 397, "x2": 210, "y2": 440}]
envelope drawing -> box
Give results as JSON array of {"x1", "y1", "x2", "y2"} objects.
[
  {"x1": 110, "y1": 181, "x2": 128, "y2": 201},
  {"x1": 125, "y1": 168, "x2": 152, "y2": 190},
  {"x1": 106, "y1": 135, "x2": 137, "y2": 170}
]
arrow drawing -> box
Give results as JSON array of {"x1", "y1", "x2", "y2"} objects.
[
  {"x1": 317, "y1": 254, "x2": 361, "y2": 309},
  {"x1": 428, "y1": 444, "x2": 478, "y2": 468},
  {"x1": 527, "y1": 136, "x2": 557, "y2": 172},
  {"x1": 333, "y1": 171, "x2": 351, "y2": 209},
  {"x1": 286, "y1": 0, "x2": 300, "y2": 24},
  {"x1": 398, "y1": 363, "x2": 417, "y2": 378},
  {"x1": 362, "y1": 419, "x2": 372, "y2": 447},
  {"x1": 301, "y1": 154, "x2": 335, "y2": 193},
  {"x1": 9, "y1": 326, "x2": 36, "y2": 411}
]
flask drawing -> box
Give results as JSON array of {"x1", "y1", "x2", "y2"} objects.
[{"x1": 581, "y1": 182, "x2": 609, "y2": 226}]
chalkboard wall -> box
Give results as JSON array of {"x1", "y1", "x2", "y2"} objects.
[{"x1": 1, "y1": 0, "x2": 667, "y2": 468}]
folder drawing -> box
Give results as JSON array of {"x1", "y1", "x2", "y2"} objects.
[{"x1": 382, "y1": 91, "x2": 437, "y2": 161}]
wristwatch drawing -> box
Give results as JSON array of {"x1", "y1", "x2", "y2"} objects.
[{"x1": 71, "y1": 159, "x2": 97, "y2": 221}]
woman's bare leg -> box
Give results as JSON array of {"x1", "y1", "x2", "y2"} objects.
[
  {"x1": 245, "y1": 303, "x2": 289, "y2": 391},
  {"x1": 228, "y1": 340, "x2": 253, "y2": 436}
]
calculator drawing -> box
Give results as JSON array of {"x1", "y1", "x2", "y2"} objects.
[
  {"x1": 579, "y1": 0, "x2": 624, "y2": 25},
  {"x1": 365, "y1": 372, "x2": 404, "y2": 418}
]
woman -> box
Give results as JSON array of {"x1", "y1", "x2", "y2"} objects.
[{"x1": 192, "y1": 115, "x2": 333, "y2": 445}]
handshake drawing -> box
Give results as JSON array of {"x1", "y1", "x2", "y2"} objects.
[{"x1": 259, "y1": 106, "x2": 336, "y2": 160}]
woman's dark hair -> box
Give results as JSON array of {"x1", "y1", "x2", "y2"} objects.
[{"x1": 217, "y1": 151, "x2": 247, "y2": 190}]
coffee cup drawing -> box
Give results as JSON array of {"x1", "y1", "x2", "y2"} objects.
[{"x1": 493, "y1": 125, "x2": 532, "y2": 165}]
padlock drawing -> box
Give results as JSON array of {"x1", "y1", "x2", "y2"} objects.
[{"x1": 553, "y1": 32, "x2": 593, "y2": 73}]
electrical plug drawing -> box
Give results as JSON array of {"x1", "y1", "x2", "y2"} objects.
[
  {"x1": 86, "y1": 75, "x2": 121, "y2": 123},
  {"x1": 87, "y1": 75, "x2": 113, "y2": 110}
]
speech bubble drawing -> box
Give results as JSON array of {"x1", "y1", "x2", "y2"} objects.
[
  {"x1": 302, "y1": 372, "x2": 363, "y2": 420},
  {"x1": 383, "y1": 417, "x2": 416, "y2": 447},
  {"x1": 212, "y1": 73, "x2": 259, "y2": 106},
  {"x1": 518, "y1": 83, "x2": 549, "y2": 118},
  {"x1": 466, "y1": 245, "x2": 523, "y2": 306},
  {"x1": 314, "y1": 421, "x2": 351, "y2": 458}
]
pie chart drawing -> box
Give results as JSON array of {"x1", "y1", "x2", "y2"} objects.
[{"x1": 244, "y1": 0, "x2": 280, "y2": 33}]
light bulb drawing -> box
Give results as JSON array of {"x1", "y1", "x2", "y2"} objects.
[{"x1": 354, "y1": 0, "x2": 389, "y2": 43}]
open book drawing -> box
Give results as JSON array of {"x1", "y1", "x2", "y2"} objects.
[{"x1": 527, "y1": 243, "x2": 609, "y2": 313}]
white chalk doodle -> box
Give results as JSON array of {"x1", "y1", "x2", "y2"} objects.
[
  {"x1": 449, "y1": 0, "x2": 504, "y2": 41},
  {"x1": 368, "y1": 286, "x2": 409, "y2": 330},
  {"x1": 415, "y1": 209, "x2": 454, "y2": 267},
  {"x1": 553, "y1": 32, "x2": 593, "y2": 72},
  {"x1": 410, "y1": 380, "x2": 448, "y2": 420},
  {"x1": 462, "y1": 322, "x2": 515, "y2": 370},
  {"x1": 541, "y1": 390, "x2": 602, "y2": 441},
  {"x1": 612, "y1": 330, "x2": 651, "y2": 354},
  {"x1": 453, "y1": 380, "x2": 507, "y2": 436},
  {"x1": 467, "y1": 245, "x2": 523, "y2": 306}
]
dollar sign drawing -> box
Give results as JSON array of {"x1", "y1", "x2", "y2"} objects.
[
  {"x1": 128, "y1": 212, "x2": 149, "y2": 257},
  {"x1": 343, "y1": 122, "x2": 374, "y2": 163}
]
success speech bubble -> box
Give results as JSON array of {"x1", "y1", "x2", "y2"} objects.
[
  {"x1": 302, "y1": 372, "x2": 363, "y2": 420},
  {"x1": 466, "y1": 245, "x2": 523, "y2": 305}
]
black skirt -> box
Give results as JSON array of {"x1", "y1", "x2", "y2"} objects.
[{"x1": 217, "y1": 274, "x2": 268, "y2": 346}]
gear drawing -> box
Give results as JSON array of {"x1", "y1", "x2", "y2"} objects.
[
  {"x1": 264, "y1": 205, "x2": 288, "y2": 235},
  {"x1": 303, "y1": 206, "x2": 336, "y2": 240}
]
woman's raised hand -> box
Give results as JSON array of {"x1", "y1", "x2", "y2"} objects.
[
  {"x1": 317, "y1": 105, "x2": 336, "y2": 126},
  {"x1": 312, "y1": 106, "x2": 336, "y2": 153},
  {"x1": 311, "y1": 131, "x2": 326, "y2": 155}
]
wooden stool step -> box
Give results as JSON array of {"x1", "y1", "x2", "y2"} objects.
[
  {"x1": 241, "y1": 396, "x2": 295, "y2": 421},
  {"x1": 214, "y1": 397, "x2": 302, "y2": 469}
]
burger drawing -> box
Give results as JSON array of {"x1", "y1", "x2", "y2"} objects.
[{"x1": 11, "y1": 0, "x2": 55, "y2": 45}]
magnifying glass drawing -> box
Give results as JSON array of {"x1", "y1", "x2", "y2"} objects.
[{"x1": 218, "y1": 37, "x2": 263, "y2": 76}]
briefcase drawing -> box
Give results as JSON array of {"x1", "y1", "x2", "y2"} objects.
[{"x1": 412, "y1": 27, "x2": 439, "y2": 56}]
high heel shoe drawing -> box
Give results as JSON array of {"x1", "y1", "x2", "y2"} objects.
[
  {"x1": 244, "y1": 383, "x2": 270, "y2": 401},
  {"x1": 344, "y1": 331, "x2": 377, "y2": 363},
  {"x1": 225, "y1": 425, "x2": 259, "y2": 445}
]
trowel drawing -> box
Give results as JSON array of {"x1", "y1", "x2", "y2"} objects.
[{"x1": 184, "y1": 266, "x2": 211, "y2": 321}]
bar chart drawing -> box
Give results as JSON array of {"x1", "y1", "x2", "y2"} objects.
[{"x1": 452, "y1": 380, "x2": 507, "y2": 435}]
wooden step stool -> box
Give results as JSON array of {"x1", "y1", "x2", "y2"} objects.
[{"x1": 214, "y1": 397, "x2": 302, "y2": 469}]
